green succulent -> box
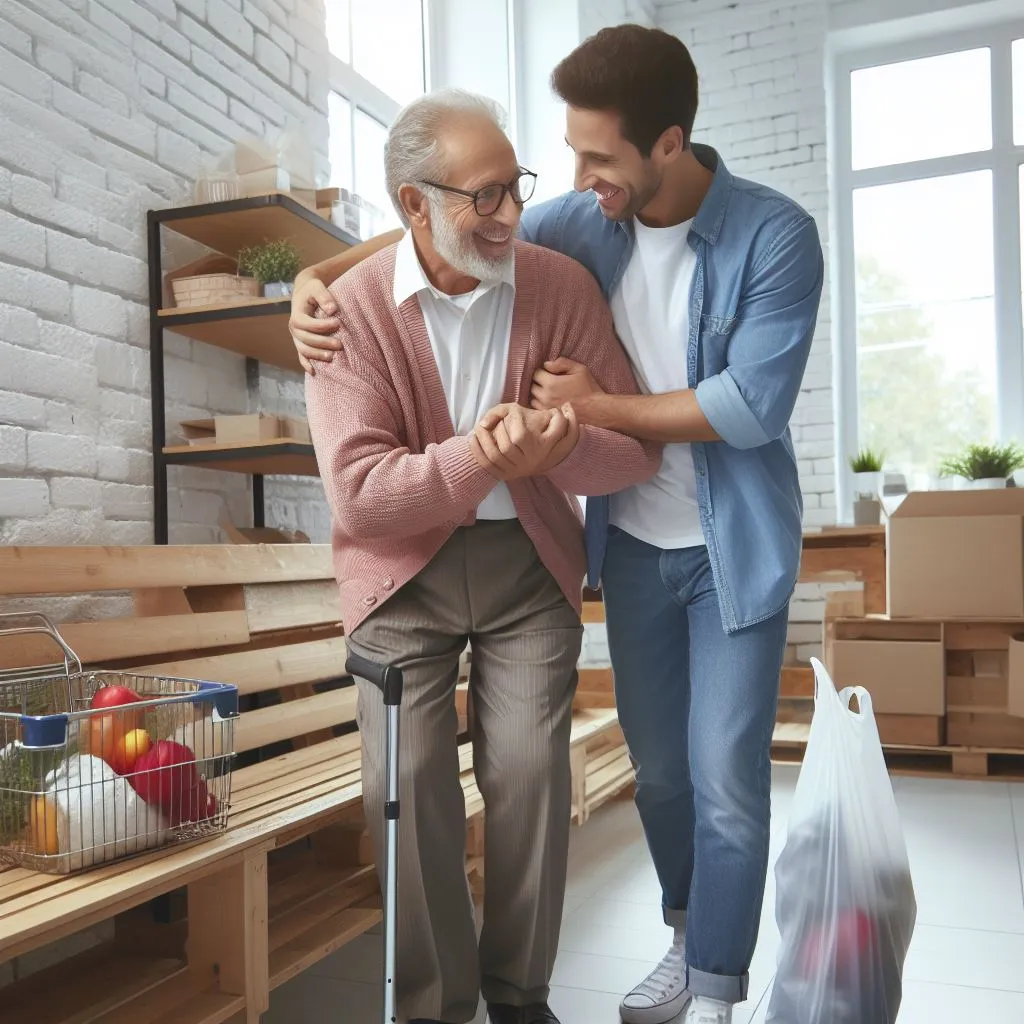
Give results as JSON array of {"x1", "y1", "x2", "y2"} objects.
[{"x1": 849, "y1": 448, "x2": 884, "y2": 473}]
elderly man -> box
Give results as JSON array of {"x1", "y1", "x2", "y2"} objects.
[{"x1": 304, "y1": 88, "x2": 659, "y2": 1024}]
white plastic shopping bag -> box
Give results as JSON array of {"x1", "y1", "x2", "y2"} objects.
[{"x1": 766, "y1": 657, "x2": 917, "y2": 1024}]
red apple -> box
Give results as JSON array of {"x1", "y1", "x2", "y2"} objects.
[
  {"x1": 128, "y1": 740, "x2": 198, "y2": 816},
  {"x1": 89, "y1": 684, "x2": 144, "y2": 732}
]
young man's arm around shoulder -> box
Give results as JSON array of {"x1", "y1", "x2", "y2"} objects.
[{"x1": 533, "y1": 214, "x2": 824, "y2": 449}]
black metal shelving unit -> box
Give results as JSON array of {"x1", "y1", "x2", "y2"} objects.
[{"x1": 147, "y1": 193, "x2": 358, "y2": 543}]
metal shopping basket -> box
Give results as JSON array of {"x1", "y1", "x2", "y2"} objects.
[{"x1": 0, "y1": 612, "x2": 239, "y2": 875}]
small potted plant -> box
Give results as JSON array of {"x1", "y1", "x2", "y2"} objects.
[
  {"x1": 849, "y1": 448, "x2": 884, "y2": 499},
  {"x1": 237, "y1": 240, "x2": 302, "y2": 298},
  {"x1": 939, "y1": 442, "x2": 1024, "y2": 489}
]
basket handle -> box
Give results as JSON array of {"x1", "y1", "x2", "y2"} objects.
[{"x1": 0, "y1": 612, "x2": 82, "y2": 685}]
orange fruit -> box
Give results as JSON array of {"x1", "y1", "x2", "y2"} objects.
[
  {"x1": 110, "y1": 728, "x2": 152, "y2": 776},
  {"x1": 30, "y1": 795, "x2": 59, "y2": 856}
]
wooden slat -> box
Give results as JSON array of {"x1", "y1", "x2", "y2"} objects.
[
  {"x1": 0, "y1": 545, "x2": 333, "y2": 596},
  {"x1": 138, "y1": 637, "x2": 349, "y2": 695},
  {"x1": 236, "y1": 688, "x2": 358, "y2": 752},
  {"x1": 241, "y1": 581, "x2": 342, "y2": 633},
  {"x1": 0, "y1": 611, "x2": 250, "y2": 670}
]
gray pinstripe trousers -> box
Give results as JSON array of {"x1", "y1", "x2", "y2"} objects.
[{"x1": 347, "y1": 520, "x2": 583, "y2": 1023}]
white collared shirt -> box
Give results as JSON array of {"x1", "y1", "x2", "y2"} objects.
[{"x1": 393, "y1": 231, "x2": 517, "y2": 520}]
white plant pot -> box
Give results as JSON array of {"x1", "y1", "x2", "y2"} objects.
[
  {"x1": 852, "y1": 470, "x2": 881, "y2": 498},
  {"x1": 969, "y1": 477, "x2": 1007, "y2": 490},
  {"x1": 853, "y1": 497, "x2": 881, "y2": 526},
  {"x1": 263, "y1": 281, "x2": 293, "y2": 298}
]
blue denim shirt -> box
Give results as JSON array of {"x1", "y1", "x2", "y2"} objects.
[{"x1": 519, "y1": 144, "x2": 824, "y2": 633}]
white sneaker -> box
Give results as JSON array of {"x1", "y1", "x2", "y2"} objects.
[
  {"x1": 684, "y1": 996, "x2": 732, "y2": 1024},
  {"x1": 619, "y1": 939, "x2": 690, "y2": 1023}
]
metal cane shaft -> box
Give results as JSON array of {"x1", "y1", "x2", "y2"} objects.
[{"x1": 383, "y1": 702, "x2": 400, "y2": 1024}]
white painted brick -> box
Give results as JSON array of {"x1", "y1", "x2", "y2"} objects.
[
  {"x1": 101, "y1": 481, "x2": 153, "y2": 519},
  {"x1": 155, "y1": 126, "x2": 202, "y2": 179},
  {"x1": 98, "y1": 445, "x2": 150, "y2": 484},
  {"x1": 132, "y1": 34, "x2": 231, "y2": 110},
  {"x1": 192, "y1": 48, "x2": 256, "y2": 104},
  {"x1": 27, "y1": 432, "x2": 98, "y2": 476},
  {"x1": 800, "y1": 472, "x2": 835, "y2": 494},
  {"x1": 9, "y1": 177, "x2": 99, "y2": 238},
  {"x1": 208, "y1": 0, "x2": 255, "y2": 53},
  {"x1": 138, "y1": 62, "x2": 167, "y2": 96},
  {"x1": 160, "y1": 22, "x2": 192, "y2": 59},
  {"x1": 166, "y1": 83, "x2": 234, "y2": 137},
  {"x1": 0, "y1": 425, "x2": 27, "y2": 471},
  {"x1": 229, "y1": 97, "x2": 264, "y2": 135},
  {"x1": 87, "y1": 1, "x2": 132, "y2": 46},
  {"x1": 79, "y1": 72, "x2": 130, "y2": 119},
  {"x1": 0, "y1": 167, "x2": 10, "y2": 207},
  {"x1": 0, "y1": 210, "x2": 46, "y2": 269},
  {"x1": 96, "y1": 338, "x2": 149, "y2": 391},
  {"x1": 795, "y1": 642, "x2": 823, "y2": 662},
  {"x1": 254, "y1": 32, "x2": 290, "y2": 85},
  {"x1": 51, "y1": 476, "x2": 104, "y2": 509},
  {"x1": 0, "y1": 45, "x2": 51, "y2": 103},
  {"x1": 0, "y1": 390, "x2": 46, "y2": 428},
  {"x1": 0, "y1": 263, "x2": 72, "y2": 321},
  {"x1": 291, "y1": 64, "x2": 308, "y2": 101},
  {"x1": 72, "y1": 286, "x2": 127, "y2": 340},
  {"x1": 136, "y1": 0, "x2": 178, "y2": 17},
  {"x1": 0, "y1": 479, "x2": 50, "y2": 518},
  {"x1": 803, "y1": 508, "x2": 837, "y2": 527},
  {"x1": 34, "y1": 44, "x2": 75, "y2": 84},
  {"x1": 176, "y1": 0, "x2": 207, "y2": 16},
  {"x1": 243, "y1": 0, "x2": 271, "y2": 32},
  {"x1": 52, "y1": 84, "x2": 157, "y2": 157},
  {"x1": 271, "y1": 22, "x2": 295, "y2": 57},
  {"x1": 0, "y1": 19, "x2": 33, "y2": 58},
  {"x1": 33, "y1": 322, "x2": 100, "y2": 364},
  {"x1": 94, "y1": 0, "x2": 162, "y2": 38},
  {"x1": 138, "y1": 92, "x2": 227, "y2": 153}
]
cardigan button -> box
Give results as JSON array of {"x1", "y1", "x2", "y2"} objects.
[
  {"x1": 363, "y1": 595, "x2": 377, "y2": 606},
  {"x1": 383, "y1": 577, "x2": 394, "y2": 591}
]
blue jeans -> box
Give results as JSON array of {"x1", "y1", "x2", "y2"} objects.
[{"x1": 602, "y1": 527, "x2": 788, "y2": 1005}]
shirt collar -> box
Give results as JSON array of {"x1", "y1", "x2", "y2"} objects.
[
  {"x1": 392, "y1": 230, "x2": 515, "y2": 307},
  {"x1": 613, "y1": 143, "x2": 733, "y2": 248}
]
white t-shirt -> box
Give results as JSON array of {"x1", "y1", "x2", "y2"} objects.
[
  {"x1": 393, "y1": 231, "x2": 517, "y2": 520},
  {"x1": 608, "y1": 216, "x2": 706, "y2": 550}
]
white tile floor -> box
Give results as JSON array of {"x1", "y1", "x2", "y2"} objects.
[{"x1": 269, "y1": 765, "x2": 1024, "y2": 1023}]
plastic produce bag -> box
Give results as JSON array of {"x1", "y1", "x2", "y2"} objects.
[{"x1": 766, "y1": 657, "x2": 916, "y2": 1024}]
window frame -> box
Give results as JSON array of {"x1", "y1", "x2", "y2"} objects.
[
  {"x1": 327, "y1": 0, "x2": 432, "y2": 215},
  {"x1": 831, "y1": 20, "x2": 1024, "y2": 516}
]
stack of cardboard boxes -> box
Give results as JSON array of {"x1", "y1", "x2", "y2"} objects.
[{"x1": 826, "y1": 490, "x2": 1024, "y2": 750}]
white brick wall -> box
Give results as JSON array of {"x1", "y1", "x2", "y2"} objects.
[{"x1": 0, "y1": 0, "x2": 332, "y2": 547}]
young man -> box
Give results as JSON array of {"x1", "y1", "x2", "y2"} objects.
[
  {"x1": 291, "y1": 26, "x2": 823, "y2": 1024},
  {"x1": 305, "y1": 88, "x2": 659, "y2": 1024}
]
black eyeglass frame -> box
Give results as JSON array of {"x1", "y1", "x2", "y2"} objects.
[{"x1": 418, "y1": 168, "x2": 538, "y2": 216}]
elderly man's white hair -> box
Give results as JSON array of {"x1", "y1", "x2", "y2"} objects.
[{"x1": 384, "y1": 88, "x2": 508, "y2": 227}]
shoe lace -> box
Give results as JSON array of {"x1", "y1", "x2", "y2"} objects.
[{"x1": 632, "y1": 941, "x2": 685, "y2": 1001}]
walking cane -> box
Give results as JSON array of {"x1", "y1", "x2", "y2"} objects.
[{"x1": 345, "y1": 652, "x2": 404, "y2": 1024}]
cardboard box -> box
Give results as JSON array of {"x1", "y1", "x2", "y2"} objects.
[
  {"x1": 875, "y1": 713, "x2": 944, "y2": 746},
  {"x1": 278, "y1": 416, "x2": 311, "y2": 443},
  {"x1": 214, "y1": 414, "x2": 281, "y2": 444},
  {"x1": 237, "y1": 167, "x2": 291, "y2": 195},
  {"x1": 180, "y1": 418, "x2": 217, "y2": 445},
  {"x1": 830, "y1": 638, "x2": 945, "y2": 716},
  {"x1": 1010, "y1": 634, "x2": 1024, "y2": 718},
  {"x1": 947, "y1": 711, "x2": 1024, "y2": 748},
  {"x1": 887, "y1": 490, "x2": 1024, "y2": 619}
]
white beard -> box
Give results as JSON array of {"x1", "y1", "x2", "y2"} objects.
[{"x1": 428, "y1": 194, "x2": 513, "y2": 283}]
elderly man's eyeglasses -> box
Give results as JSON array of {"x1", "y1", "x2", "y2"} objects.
[{"x1": 419, "y1": 169, "x2": 538, "y2": 217}]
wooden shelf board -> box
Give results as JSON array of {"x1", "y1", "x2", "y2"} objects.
[
  {"x1": 152, "y1": 193, "x2": 357, "y2": 265},
  {"x1": 158, "y1": 300, "x2": 300, "y2": 372},
  {"x1": 162, "y1": 440, "x2": 319, "y2": 476}
]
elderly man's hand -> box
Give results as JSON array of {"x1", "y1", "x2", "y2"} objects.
[
  {"x1": 290, "y1": 274, "x2": 341, "y2": 375},
  {"x1": 470, "y1": 403, "x2": 579, "y2": 480},
  {"x1": 531, "y1": 357, "x2": 604, "y2": 412}
]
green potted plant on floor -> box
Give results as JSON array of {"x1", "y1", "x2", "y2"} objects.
[
  {"x1": 939, "y1": 442, "x2": 1024, "y2": 489},
  {"x1": 237, "y1": 240, "x2": 302, "y2": 298}
]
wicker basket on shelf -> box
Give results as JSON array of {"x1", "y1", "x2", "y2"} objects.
[{"x1": 171, "y1": 273, "x2": 259, "y2": 308}]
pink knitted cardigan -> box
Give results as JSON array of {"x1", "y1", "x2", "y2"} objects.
[{"x1": 305, "y1": 240, "x2": 661, "y2": 633}]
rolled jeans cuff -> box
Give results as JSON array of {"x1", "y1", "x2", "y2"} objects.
[
  {"x1": 686, "y1": 964, "x2": 749, "y2": 1005},
  {"x1": 663, "y1": 905, "x2": 687, "y2": 929}
]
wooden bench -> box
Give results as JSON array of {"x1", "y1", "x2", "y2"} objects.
[{"x1": 0, "y1": 544, "x2": 628, "y2": 1023}]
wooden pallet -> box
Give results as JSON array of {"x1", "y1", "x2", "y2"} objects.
[{"x1": 771, "y1": 722, "x2": 1024, "y2": 780}]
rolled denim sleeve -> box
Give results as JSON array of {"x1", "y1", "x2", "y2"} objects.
[{"x1": 695, "y1": 216, "x2": 824, "y2": 449}]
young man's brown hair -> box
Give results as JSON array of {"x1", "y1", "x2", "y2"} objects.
[{"x1": 551, "y1": 24, "x2": 699, "y2": 155}]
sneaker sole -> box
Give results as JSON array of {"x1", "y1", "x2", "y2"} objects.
[{"x1": 619, "y1": 990, "x2": 691, "y2": 1024}]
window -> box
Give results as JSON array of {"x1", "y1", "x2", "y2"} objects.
[
  {"x1": 834, "y1": 25, "x2": 1024, "y2": 504},
  {"x1": 325, "y1": 0, "x2": 428, "y2": 232}
]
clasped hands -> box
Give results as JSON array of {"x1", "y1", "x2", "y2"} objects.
[{"x1": 468, "y1": 357, "x2": 604, "y2": 481}]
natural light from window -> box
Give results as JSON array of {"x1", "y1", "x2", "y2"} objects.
[
  {"x1": 850, "y1": 49, "x2": 992, "y2": 170},
  {"x1": 841, "y1": 32, "x2": 1024, "y2": 494},
  {"x1": 325, "y1": 0, "x2": 425, "y2": 107}
]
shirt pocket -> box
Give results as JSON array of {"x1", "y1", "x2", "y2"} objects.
[{"x1": 698, "y1": 313, "x2": 737, "y2": 376}]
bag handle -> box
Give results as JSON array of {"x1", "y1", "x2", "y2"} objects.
[{"x1": 810, "y1": 657, "x2": 874, "y2": 725}]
